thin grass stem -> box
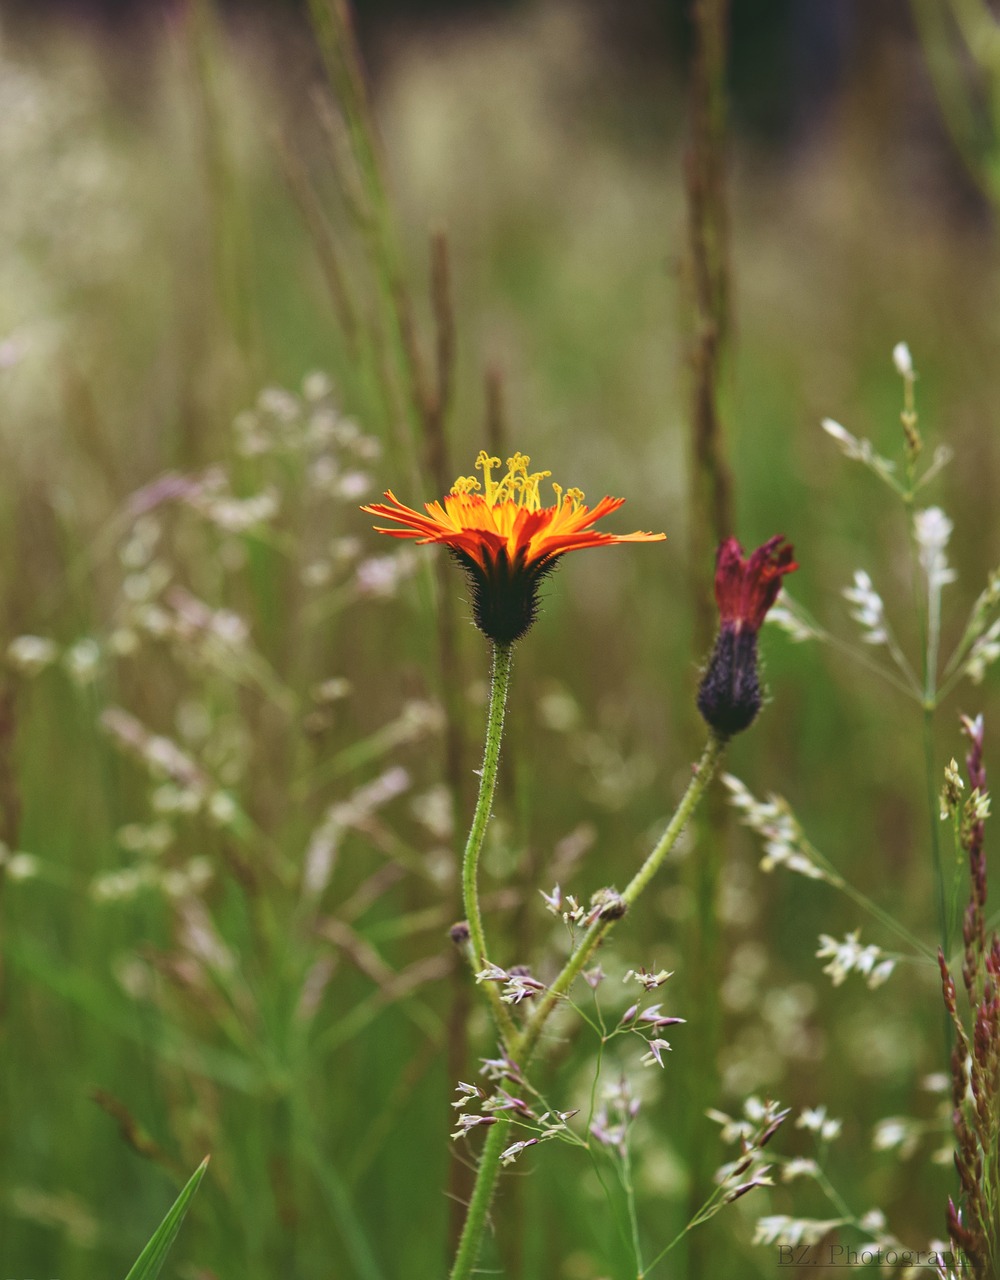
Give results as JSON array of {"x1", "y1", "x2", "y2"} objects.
[
  {"x1": 517, "y1": 733, "x2": 725, "y2": 1067},
  {"x1": 924, "y1": 706, "x2": 950, "y2": 957}
]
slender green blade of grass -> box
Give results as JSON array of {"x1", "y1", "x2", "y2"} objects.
[
  {"x1": 297, "y1": 1123, "x2": 386, "y2": 1280},
  {"x1": 122, "y1": 1157, "x2": 209, "y2": 1280}
]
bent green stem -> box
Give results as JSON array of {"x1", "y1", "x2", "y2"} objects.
[
  {"x1": 517, "y1": 732, "x2": 726, "y2": 1065},
  {"x1": 448, "y1": 733, "x2": 725, "y2": 1279},
  {"x1": 462, "y1": 641, "x2": 517, "y2": 1045}
]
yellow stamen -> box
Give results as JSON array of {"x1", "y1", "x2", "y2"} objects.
[
  {"x1": 563, "y1": 487, "x2": 585, "y2": 510},
  {"x1": 453, "y1": 450, "x2": 583, "y2": 512}
]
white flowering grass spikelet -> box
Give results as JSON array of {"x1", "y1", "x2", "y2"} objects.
[
  {"x1": 914, "y1": 507, "x2": 957, "y2": 595},
  {"x1": 872, "y1": 1116, "x2": 921, "y2": 1159},
  {"x1": 965, "y1": 617, "x2": 1000, "y2": 684},
  {"x1": 63, "y1": 638, "x2": 102, "y2": 686},
  {"x1": 765, "y1": 595, "x2": 819, "y2": 643},
  {"x1": 843, "y1": 570, "x2": 889, "y2": 646},
  {"x1": 722, "y1": 775, "x2": 828, "y2": 881},
  {"x1": 796, "y1": 1105, "x2": 842, "y2": 1142},
  {"x1": 781, "y1": 1157, "x2": 820, "y2": 1182},
  {"x1": 821, "y1": 418, "x2": 897, "y2": 484},
  {"x1": 816, "y1": 931, "x2": 895, "y2": 988},
  {"x1": 704, "y1": 1096, "x2": 788, "y2": 1213},
  {"x1": 893, "y1": 341, "x2": 914, "y2": 377},
  {"x1": 754, "y1": 1215, "x2": 847, "y2": 1247},
  {"x1": 0, "y1": 842, "x2": 40, "y2": 881},
  {"x1": 7, "y1": 635, "x2": 59, "y2": 675},
  {"x1": 822, "y1": 417, "x2": 866, "y2": 460}
]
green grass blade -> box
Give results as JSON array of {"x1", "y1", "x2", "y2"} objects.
[{"x1": 122, "y1": 1157, "x2": 209, "y2": 1280}]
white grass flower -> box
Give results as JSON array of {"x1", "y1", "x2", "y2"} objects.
[
  {"x1": 914, "y1": 507, "x2": 957, "y2": 593},
  {"x1": 941, "y1": 758, "x2": 965, "y2": 819},
  {"x1": 742, "y1": 1096, "x2": 770, "y2": 1124},
  {"x1": 843, "y1": 570, "x2": 888, "y2": 645},
  {"x1": 7, "y1": 635, "x2": 59, "y2": 675},
  {"x1": 195, "y1": 487, "x2": 280, "y2": 533},
  {"x1": 257, "y1": 386, "x2": 300, "y2": 421},
  {"x1": 0, "y1": 846, "x2": 40, "y2": 881},
  {"x1": 822, "y1": 417, "x2": 863, "y2": 456},
  {"x1": 161, "y1": 857, "x2": 213, "y2": 898},
  {"x1": 765, "y1": 593, "x2": 819, "y2": 643},
  {"x1": 964, "y1": 617, "x2": 1000, "y2": 684},
  {"x1": 821, "y1": 418, "x2": 896, "y2": 479},
  {"x1": 90, "y1": 865, "x2": 158, "y2": 902},
  {"x1": 117, "y1": 822, "x2": 174, "y2": 855},
  {"x1": 207, "y1": 791, "x2": 239, "y2": 828},
  {"x1": 452, "y1": 1081, "x2": 484, "y2": 1109},
  {"x1": 302, "y1": 370, "x2": 334, "y2": 401},
  {"x1": 754, "y1": 1215, "x2": 846, "y2": 1247},
  {"x1": 450, "y1": 1113, "x2": 498, "y2": 1140},
  {"x1": 816, "y1": 930, "x2": 895, "y2": 988},
  {"x1": 355, "y1": 551, "x2": 417, "y2": 598},
  {"x1": 705, "y1": 1108, "x2": 755, "y2": 1144},
  {"x1": 623, "y1": 967, "x2": 673, "y2": 990},
  {"x1": 640, "y1": 1038, "x2": 672, "y2": 1068},
  {"x1": 152, "y1": 783, "x2": 202, "y2": 816},
  {"x1": 914, "y1": 507, "x2": 957, "y2": 692},
  {"x1": 336, "y1": 470, "x2": 372, "y2": 500},
  {"x1": 858, "y1": 1208, "x2": 887, "y2": 1234},
  {"x1": 872, "y1": 1116, "x2": 921, "y2": 1158},
  {"x1": 499, "y1": 1139, "x2": 538, "y2": 1166},
  {"x1": 500, "y1": 973, "x2": 547, "y2": 1005},
  {"x1": 781, "y1": 1157, "x2": 820, "y2": 1182},
  {"x1": 120, "y1": 514, "x2": 161, "y2": 570},
  {"x1": 540, "y1": 884, "x2": 562, "y2": 915},
  {"x1": 967, "y1": 789, "x2": 991, "y2": 823},
  {"x1": 892, "y1": 342, "x2": 914, "y2": 377},
  {"x1": 796, "y1": 1105, "x2": 842, "y2": 1141},
  {"x1": 63, "y1": 638, "x2": 102, "y2": 686},
  {"x1": 475, "y1": 963, "x2": 510, "y2": 984},
  {"x1": 722, "y1": 776, "x2": 828, "y2": 881},
  {"x1": 869, "y1": 958, "x2": 896, "y2": 987}
]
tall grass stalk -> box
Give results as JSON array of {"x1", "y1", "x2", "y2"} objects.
[
  {"x1": 299, "y1": 1, "x2": 478, "y2": 1240},
  {"x1": 683, "y1": 3, "x2": 734, "y2": 1271}
]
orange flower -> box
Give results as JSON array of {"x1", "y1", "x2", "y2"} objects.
[{"x1": 363, "y1": 451, "x2": 665, "y2": 643}]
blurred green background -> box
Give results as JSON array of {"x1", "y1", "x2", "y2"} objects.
[{"x1": 1, "y1": 1, "x2": 999, "y2": 1276}]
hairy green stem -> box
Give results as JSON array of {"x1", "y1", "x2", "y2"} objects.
[
  {"x1": 448, "y1": 737, "x2": 722, "y2": 1274},
  {"x1": 448, "y1": 1118, "x2": 509, "y2": 1280},
  {"x1": 448, "y1": 733, "x2": 726, "y2": 1278},
  {"x1": 462, "y1": 642, "x2": 517, "y2": 1044},
  {"x1": 517, "y1": 733, "x2": 726, "y2": 1065}
]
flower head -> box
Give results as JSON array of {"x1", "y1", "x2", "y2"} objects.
[
  {"x1": 363, "y1": 450, "x2": 664, "y2": 644},
  {"x1": 697, "y1": 536, "x2": 797, "y2": 736}
]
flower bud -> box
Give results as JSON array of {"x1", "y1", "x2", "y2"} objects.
[{"x1": 697, "y1": 536, "x2": 797, "y2": 737}]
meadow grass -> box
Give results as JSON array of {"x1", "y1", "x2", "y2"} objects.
[{"x1": 2, "y1": 6, "x2": 1000, "y2": 1277}]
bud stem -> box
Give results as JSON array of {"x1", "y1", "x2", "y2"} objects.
[
  {"x1": 517, "y1": 731, "x2": 726, "y2": 1066},
  {"x1": 450, "y1": 732, "x2": 727, "y2": 1280}
]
